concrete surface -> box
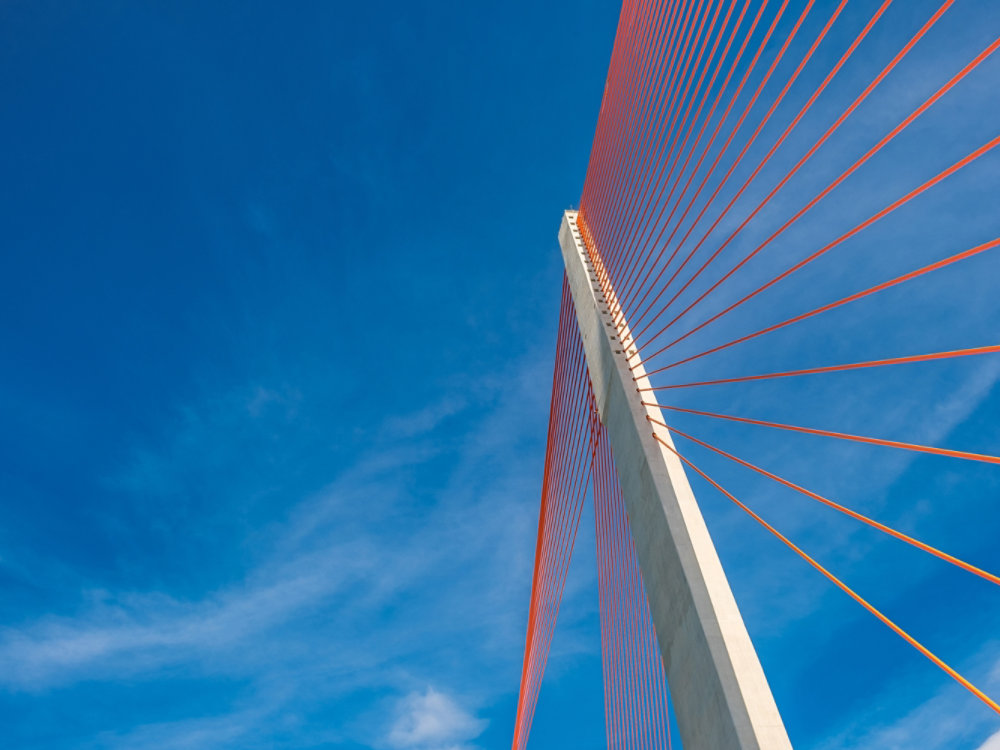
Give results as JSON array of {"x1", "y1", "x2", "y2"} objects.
[{"x1": 558, "y1": 210, "x2": 792, "y2": 750}]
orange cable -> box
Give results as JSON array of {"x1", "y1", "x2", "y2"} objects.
[
  {"x1": 650, "y1": 417, "x2": 1000, "y2": 585},
  {"x1": 639, "y1": 344, "x2": 1000, "y2": 390},
  {"x1": 651, "y1": 403, "x2": 1000, "y2": 466},
  {"x1": 651, "y1": 431, "x2": 1000, "y2": 714},
  {"x1": 644, "y1": 237, "x2": 1000, "y2": 376}
]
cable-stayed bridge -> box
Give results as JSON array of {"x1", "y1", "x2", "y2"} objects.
[{"x1": 510, "y1": 1, "x2": 1000, "y2": 748}]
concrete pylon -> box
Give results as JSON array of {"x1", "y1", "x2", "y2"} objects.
[{"x1": 558, "y1": 210, "x2": 793, "y2": 750}]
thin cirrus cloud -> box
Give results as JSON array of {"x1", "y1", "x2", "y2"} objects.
[
  {"x1": 0, "y1": 342, "x2": 560, "y2": 747},
  {"x1": 979, "y1": 728, "x2": 1000, "y2": 750},
  {"x1": 810, "y1": 646, "x2": 1000, "y2": 750}
]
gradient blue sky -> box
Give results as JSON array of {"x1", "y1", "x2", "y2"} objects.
[{"x1": 1, "y1": 1, "x2": 998, "y2": 749}]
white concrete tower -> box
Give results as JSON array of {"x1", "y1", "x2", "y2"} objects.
[{"x1": 559, "y1": 210, "x2": 793, "y2": 750}]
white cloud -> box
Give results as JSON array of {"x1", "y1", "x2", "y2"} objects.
[
  {"x1": 978, "y1": 729, "x2": 1000, "y2": 750},
  {"x1": 0, "y1": 539, "x2": 368, "y2": 689},
  {"x1": 810, "y1": 647, "x2": 1000, "y2": 750},
  {"x1": 380, "y1": 396, "x2": 467, "y2": 439},
  {"x1": 91, "y1": 706, "x2": 267, "y2": 750},
  {"x1": 0, "y1": 342, "x2": 561, "y2": 747},
  {"x1": 386, "y1": 687, "x2": 486, "y2": 750}
]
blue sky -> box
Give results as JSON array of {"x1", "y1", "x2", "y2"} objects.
[{"x1": 0, "y1": 1, "x2": 998, "y2": 749}]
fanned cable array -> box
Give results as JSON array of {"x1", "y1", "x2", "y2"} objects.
[
  {"x1": 512, "y1": 0, "x2": 999, "y2": 746},
  {"x1": 593, "y1": 409, "x2": 677, "y2": 750},
  {"x1": 511, "y1": 279, "x2": 680, "y2": 750},
  {"x1": 511, "y1": 281, "x2": 596, "y2": 750},
  {"x1": 578, "y1": 0, "x2": 1000, "y2": 722}
]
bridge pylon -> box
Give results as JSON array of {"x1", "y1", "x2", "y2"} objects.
[{"x1": 559, "y1": 209, "x2": 793, "y2": 750}]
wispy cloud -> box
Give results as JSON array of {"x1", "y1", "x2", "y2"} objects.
[
  {"x1": 0, "y1": 341, "x2": 565, "y2": 748},
  {"x1": 380, "y1": 396, "x2": 467, "y2": 439},
  {"x1": 0, "y1": 537, "x2": 371, "y2": 689},
  {"x1": 89, "y1": 705, "x2": 272, "y2": 750},
  {"x1": 978, "y1": 728, "x2": 1000, "y2": 750},
  {"x1": 810, "y1": 647, "x2": 1000, "y2": 750},
  {"x1": 386, "y1": 687, "x2": 487, "y2": 750}
]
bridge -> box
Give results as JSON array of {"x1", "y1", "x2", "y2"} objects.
[{"x1": 509, "y1": 1, "x2": 1000, "y2": 748}]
